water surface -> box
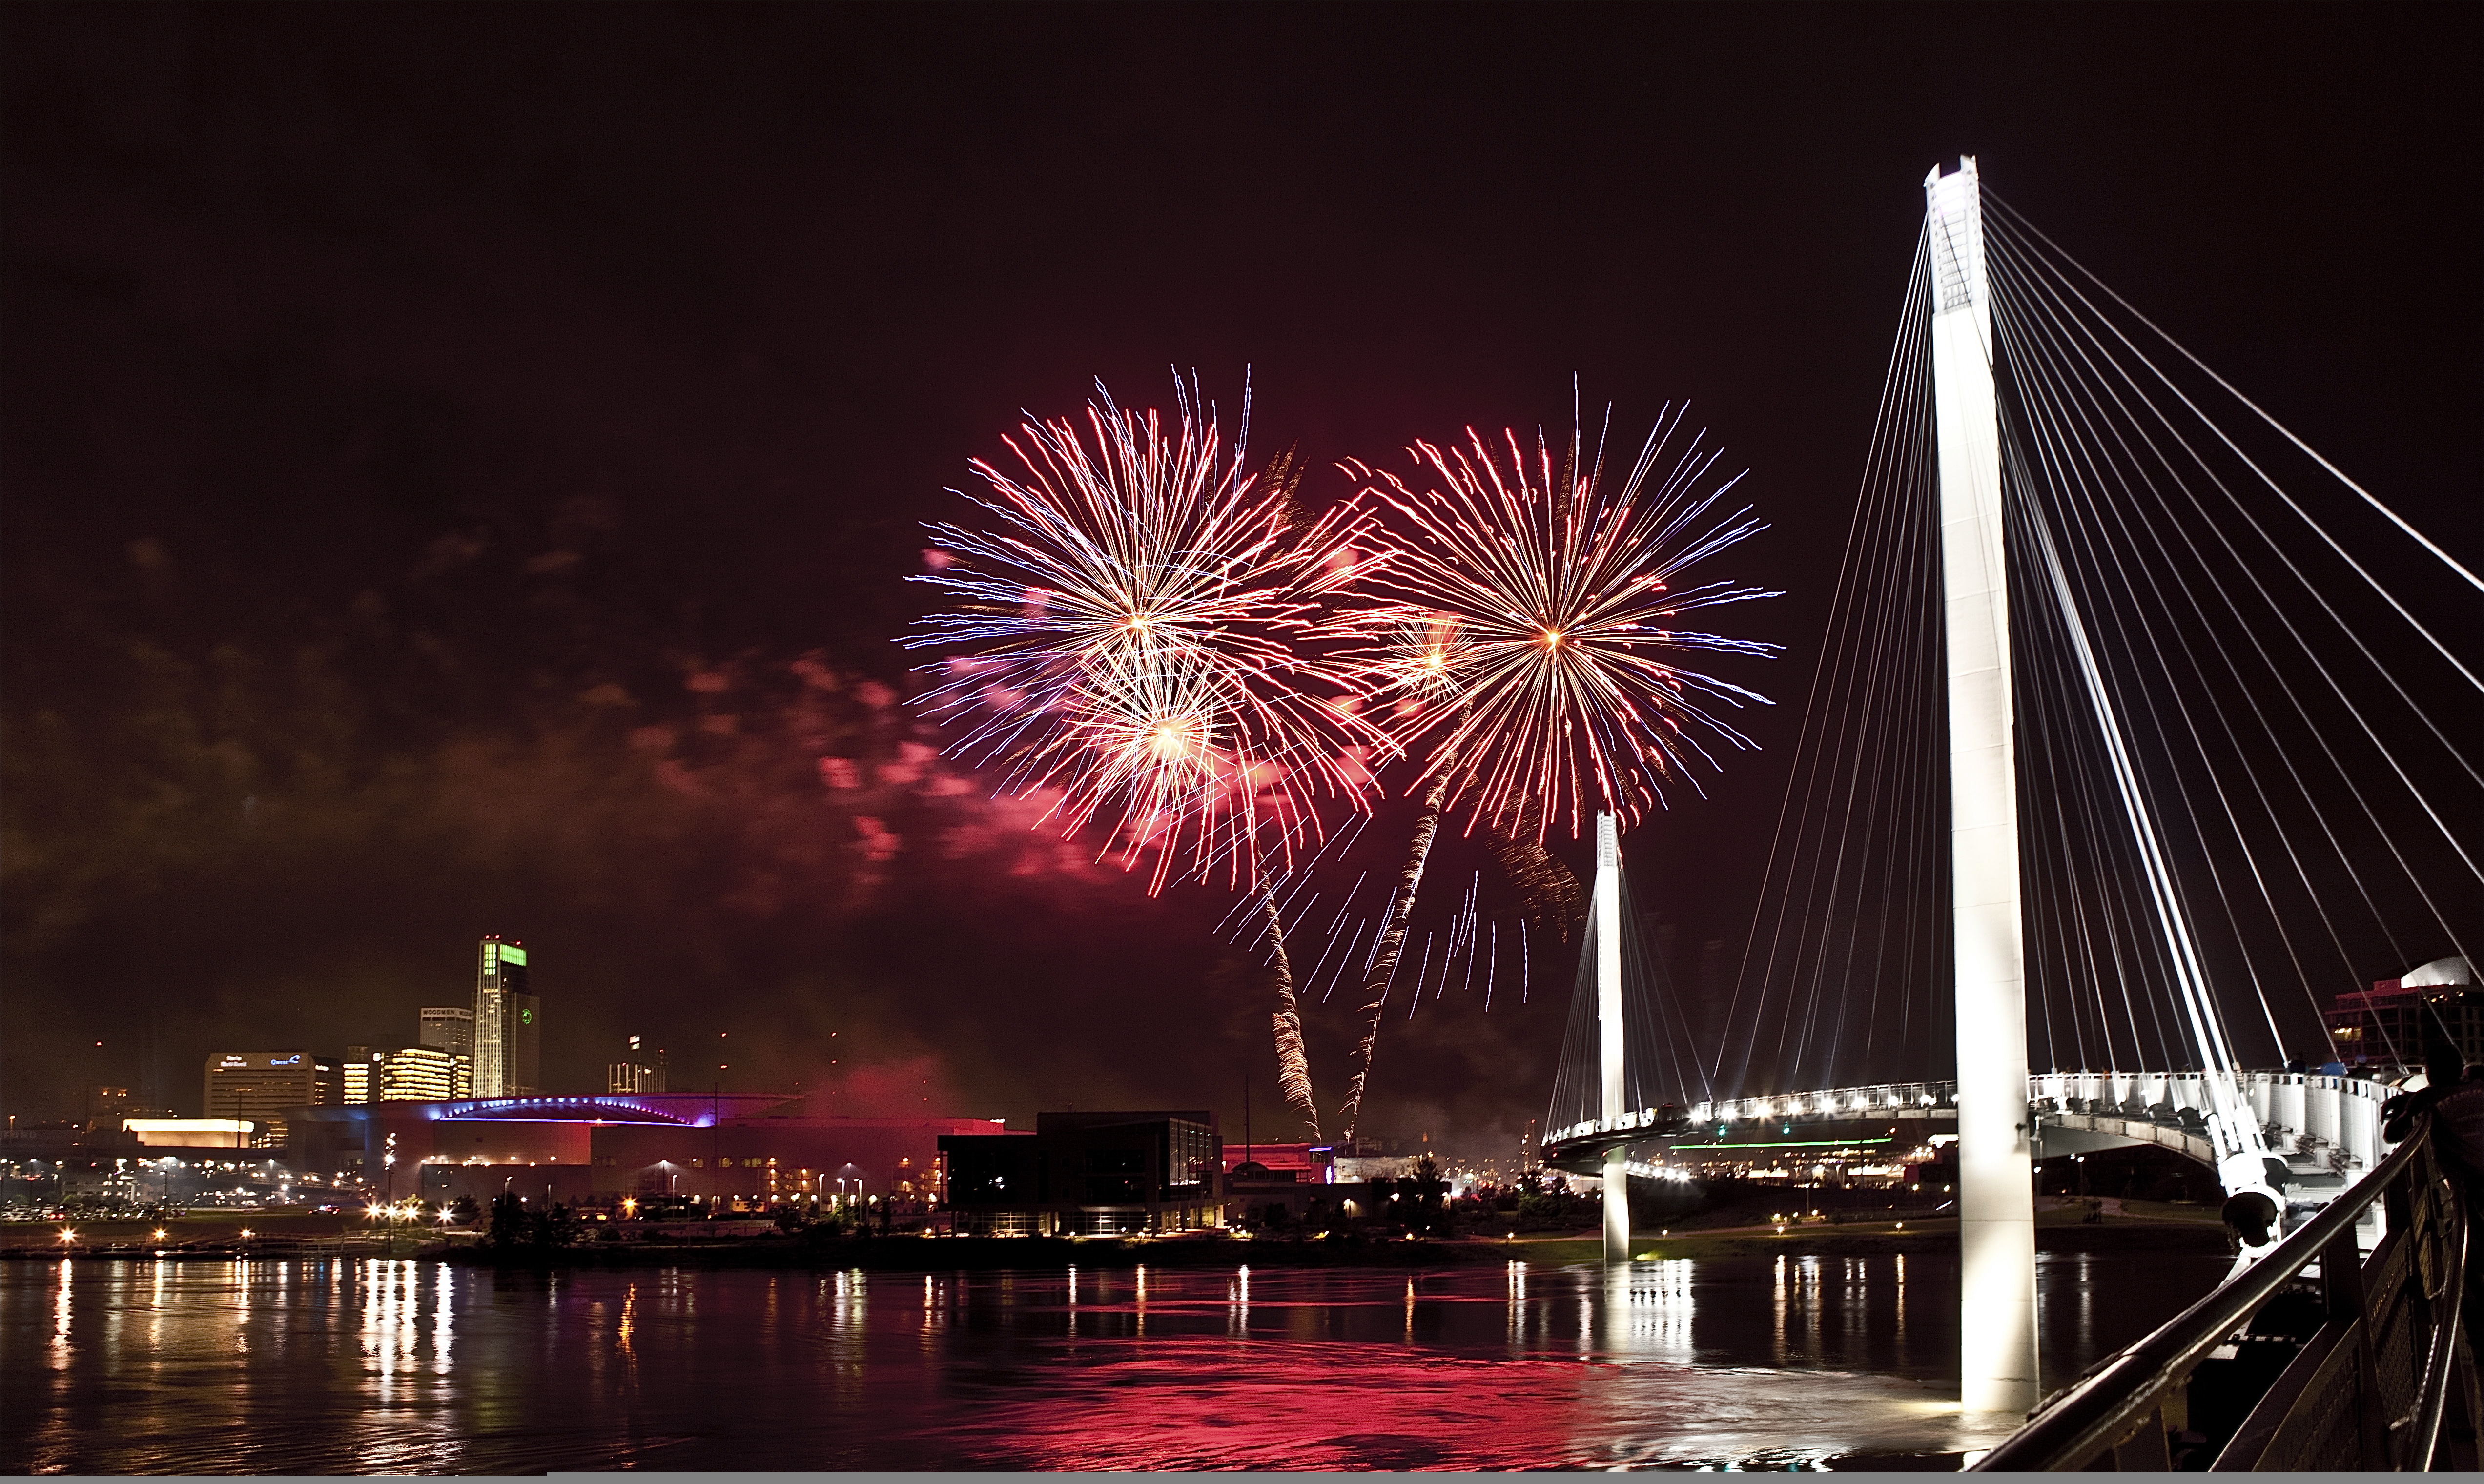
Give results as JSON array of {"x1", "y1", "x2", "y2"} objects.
[{"x1": 2, "y1": 1251, "x2": 2226, "y2": 1471}]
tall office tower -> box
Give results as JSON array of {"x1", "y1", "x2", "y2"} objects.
[
  {"x1": 341, "y1": 1046, "x2": 385, "y2": 1105},
  {"x1": 375, "y1": 1046, "x2": 474, "y2": 1102},
  {"x1": 418, "y1": 1006, "x2": 474, "y2": 1057},
  {"x1": 471, "y1": 936, "x2": 529, "y2": 1097},
  {"x1": 202, "y1": 1052, "x2": 341, "y2": 1147},
  {"x1": 507, "y1": 991, "x2": 541, "y2": 1094}
]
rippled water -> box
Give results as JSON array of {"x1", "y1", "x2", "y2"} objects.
[{"x1": 2, "y1": 1251, "x2": 2226, "y2": 1472}]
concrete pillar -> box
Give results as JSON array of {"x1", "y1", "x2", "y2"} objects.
[
  {"x1": 1927, "y1": 155, "x2": 2038, "y2": 1415},
  {"x1": 1597, "y1": 813, "x2": 1629, "y2": 1261}
]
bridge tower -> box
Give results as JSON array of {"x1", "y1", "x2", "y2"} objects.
[
  {"x1": 1926, "y1": 156, "x2": 2040, "y2": 1415},
  {"x1": 1596, "y1": 811, "x2": 1629, "y2": 1261}
]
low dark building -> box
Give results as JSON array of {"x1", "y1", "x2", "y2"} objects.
[
  {"x1": 940, "y1": 1110, "x2": 1221, "y2": 1235},
  {"x1": 2326, "y1": 957, "x2": 2480, "y2": 1068}
]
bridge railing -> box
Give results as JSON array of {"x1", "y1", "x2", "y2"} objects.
[{"x1": 1971, "y1": 1111, "x2": 2480, "y2": 1471}]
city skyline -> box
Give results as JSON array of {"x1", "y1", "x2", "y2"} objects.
[{"x1": 3, "y1": 6, "x2": 2475, "y2": 1142}]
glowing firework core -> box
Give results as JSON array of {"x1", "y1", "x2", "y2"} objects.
[{"x1": 1334, "y1": 403, "x2": 1781, "y2": 841}]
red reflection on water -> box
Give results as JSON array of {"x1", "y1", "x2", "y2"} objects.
[{"x1": 944, "y1": 1339, "x2": 1599, "y2": 1469}]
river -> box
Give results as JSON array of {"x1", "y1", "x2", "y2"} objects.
[{"x1": 2, "y1": 1250, "x2": 2227, "y2": 1472}]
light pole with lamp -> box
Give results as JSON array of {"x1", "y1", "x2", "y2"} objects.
[{"x1": 711, "y1": 1032, "x2": 727, "y2": 1215}]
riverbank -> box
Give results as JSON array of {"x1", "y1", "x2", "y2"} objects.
[
  {"x1": 3, "y1": 1199, "x2": 2233, "y2": 1267},
  {"x1": 421, "y1": 1209, "x2": 2232, "y2": 1270}
]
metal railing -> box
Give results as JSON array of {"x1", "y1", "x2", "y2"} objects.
[{"x1": 1972, "y1": 1112, "x2": 2481, "y2": 1470}]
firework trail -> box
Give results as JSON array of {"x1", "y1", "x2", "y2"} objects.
[
  {"x1": 1327, "y1": 396, "x2": 1782, "y2": 1138},
  {"x1": 903, "y1": 375, "x2": 1387, "y2": 1134}
]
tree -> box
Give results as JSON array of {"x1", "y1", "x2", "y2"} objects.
[
  {"x1": 487, "y1": 1193, "x2": 530, "y2": 1247},
  {"x1": 1400, "y1": 1153, "x2": 1451, "y2": 1236}
]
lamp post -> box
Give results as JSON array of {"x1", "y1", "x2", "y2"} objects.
[{"x1": 712, "y1": 1039, "x2": 726, "y2": 1215}]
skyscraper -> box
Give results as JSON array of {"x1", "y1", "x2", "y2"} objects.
[
  {"x1": 419, "y1": 1006, "x2": 474, "y2": 1057},
  {"x1": 508, "y1": 989, "x2": 541, "y2": 1095},
  {"x1": 471, "y1": 936, "x2": 529, "y2": 1097}
]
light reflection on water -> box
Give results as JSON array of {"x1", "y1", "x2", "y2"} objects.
[{"x1": 2, "y1": 1250, "x2": 2225, "y2": 1472}]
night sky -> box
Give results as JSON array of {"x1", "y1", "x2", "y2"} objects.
[{"x1": 4, "y1": 4, "x2": 2475, "y2": 1140}]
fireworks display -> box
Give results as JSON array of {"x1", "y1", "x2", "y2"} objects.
[
  {"x1": 1335, "y1": 401, "x2": 1783, "y2": 841},
  {"x1": 904, "y1": 376, "x2": 1389, "y2": 1133},
  {"x1": 1325, "y1": 399, "x2": 1781, "y2": 1137},
  {"x1": 903, "y1": 376, "x2": 1387, "y2": 893},
  {"x1": 904, "y1": 380, "x2": 1778, "y2": 1145}
]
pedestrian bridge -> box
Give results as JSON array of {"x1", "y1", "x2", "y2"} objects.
[{"x1": 1548, "y1": 1067, "x2": 2396, "y2": 1217}]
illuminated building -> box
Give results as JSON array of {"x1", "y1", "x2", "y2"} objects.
[
  {"x1": 202, "y1": 1051, "x2": 341, "y2": 1147},
  {"x1": 122, "y1": 1118, "x2": 256, "y2": 1149},
  {"x1": 508, "y1": 990, "x2": 541, "y2": 1093},
  {"x1": 607, "y1": 1063, "x2": 658, "y2": 1094},
  {"x1": 376, "y1": 1045, "x2": 474, "y2": 1102},
  {"x1": 470, "y1": 936, "x2": 533, "y2": 1097},
  {"x1": 607, "y1": 1037, "x2": 665, "y2": 1094},
  {"x1": 419, "y1": 1006, "x2": 475, "y2": 1057},
  {"x1": 341, "y1": 1046, "x2": 382, "y2": 1105},
  {"x1": 1217, "y1": 1141, "x2": 1334, "y2": 1184},
  {"x1": 286, "y1": 1093, "x2": 987, "y2": 1209},
  {"x1": 2326, "y1": 956, "x2": 2481, "y2": 1066},
  {"x1": 939, "y1": 1110, "x2": 1223, "y2": 1235}
]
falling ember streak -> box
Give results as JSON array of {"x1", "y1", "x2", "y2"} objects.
[
  {"x1": 1406, "y1": 933, "x2": 1436, "y2": 1021},
  {"x1": 1484, "y1": 921, "x2": 1499, "y2": 1011},
  {"x1": 1260, "y1": 882, "x2": 1319, "y2": 1136},
  {"x1": 1336, "y1": 772, "x2": 1450, "y2": 1139},
  {"x1": 1320, "y1": 918, "x2": 1374, "y2": 1005}
]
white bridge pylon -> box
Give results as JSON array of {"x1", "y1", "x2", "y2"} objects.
[
  {"x1": 1927, "y1": 154, "x2": 2042, "y2": 1418},
  {"x1": 1540, "y1": 809, "x2": 1688, "y2": 1265},
  {"x1": 1926, "y1": 156, "x2": 2283, "y2": 1413},
  {"x1": 1596, "y1": 813, "x2": 1629, "y2": 1262}
]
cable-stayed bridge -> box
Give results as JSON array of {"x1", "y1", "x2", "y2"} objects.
[{"x1": 1540, "y1": 156, "x2": 2478, "y2": 1445}]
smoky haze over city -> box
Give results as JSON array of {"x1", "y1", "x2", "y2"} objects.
[{"x1": 3, "y1": 4, "x2": 2476, "y2": 1147}]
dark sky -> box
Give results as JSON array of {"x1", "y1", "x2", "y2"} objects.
[{"x1": 4, "y1": 4, "x2": 2476, "y2": 1139}]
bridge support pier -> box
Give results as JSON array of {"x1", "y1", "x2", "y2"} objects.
[
  {"x1": 1928, "y1": 156, "x2": 2039, "y2": 1415},
  {"x1": 1597, "y1": 813, "x2": 1630, "y2": 1263},
  {"x1": 1603, "y1": 1147, "x2": 1629, "y2": 1258}
]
